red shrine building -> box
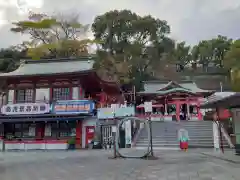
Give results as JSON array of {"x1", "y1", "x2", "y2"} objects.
[
  {"x1": 136, "y1": 80, "x2": 214, "y2": 121},
  {"x1": 0, "y1": 57, "x2": 122, "y2": 150}
]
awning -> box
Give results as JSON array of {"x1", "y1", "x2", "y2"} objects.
[
  {"x1": 0, "y1": 113, "x2": 93, "y2": 123},
  {"x1": 200, "y1": 93, "x2": 240, "y2": 109}
]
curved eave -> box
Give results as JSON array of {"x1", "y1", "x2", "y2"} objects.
[
  {"x1": 138, "y1": 88, "x2": 196, "y2": 95},
  {"x1": 0, "y1": 70, "x2": 95, "y2": 79},
  {"x1": 0, "y1": 58, "x2": 96, "y2": 79},
  {"x1": 157, "y1": 81, "x2": 190, "y2": 91},
  {"x1": 201, "y1": 92, "x2": 240, "y2": 109},
  {"x1": 138, "y1": 88, "x2": 214, "y2": 96}
]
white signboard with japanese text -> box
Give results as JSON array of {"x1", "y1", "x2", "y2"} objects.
[
  {"x1": 144, "y1": 102, "x2": 152, "y2": 112},
  {"x1": 125, "y1": 119, "x2": 132, "y2": 145},
  {"x1": 1, "y1": 103, "x2": 50, "y2": 115},
  {"x1": 111, "y1": 104, "x2": 119, "y2": 113}
]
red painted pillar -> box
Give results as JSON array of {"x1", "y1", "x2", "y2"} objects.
[
  {"x1": 69, "y1": 87, "x2": 73, "y2": 100},
  {"x1": 100, "y1": 92, "x2": 107, "y2": 107},
  {"x1": 79, "y1": 85, "x2": 83, "y2": 99},
  {"x1": 76, "y1": 121, "x2": 82, "y2": 149},
  {"x1": 49, "y1": 88, "x2": 53, "y2": 102},
  {"x1": 13, "y1": 89, "x2": 16, "y2": 104},
  {"x1": 176, "y1": 101, "x2": 180, "y2": 121},
  {"x1": 36, "y1": 123, "x2": 44, "y2": 140},
  {"x1": 197, "y1": 102, "x2": 202, "y2": 120}
]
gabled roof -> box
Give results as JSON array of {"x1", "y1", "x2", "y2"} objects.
[
  {"x1": 158, "y1": 81, "x2": 188, "y2": 91},
  {"x1": 140, "y1": 80, "x2": 211, "y2": 95},
  {"x1": 138, "y1": 88, "x2": 197, "y2": 95},
  {"x1": 0, "y1": 57, "x2": 95, "y2": 78}
]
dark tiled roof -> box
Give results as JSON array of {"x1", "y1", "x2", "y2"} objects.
[
  {"x1": 144, "y1": 74, "x2": 231, "y2": 91},
  {"x1": 0, "y1": 57, "x2": 95, "y2": 77},
  {"x1": 201, "y1": 92, "x2": 240, "y2": 109}
]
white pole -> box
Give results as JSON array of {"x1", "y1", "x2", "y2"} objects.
[{"x1": 133, "y1": 85, "x2": 136, "y2": 104}]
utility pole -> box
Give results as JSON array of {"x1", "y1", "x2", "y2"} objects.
[
  {"x1": 148, "y1": 112, "x2": 154, "y2": 157},
  {"x1": 144, "y1": 102, "x2": 156, "y2": 159},
  {"x1": 216, "y1": 108, "x2": 224, "y2": 153},
  {"x1": 113, "y1": 112, "x2": 117, "y2": 158}
]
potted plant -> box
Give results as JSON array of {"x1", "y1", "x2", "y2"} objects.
[{"x1": 68, "y1": 137, "x2": 76, "y2": 150}]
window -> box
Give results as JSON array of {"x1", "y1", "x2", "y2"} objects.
[
  {"x1": 14, "y1": 123, "x2": 22, "y2": 138},
  {"x1": 52, "y1": 88, "x2": 70, "y2": 101},
  {"x1": 22, "y1": 123, "x2": 36, "y2": 138},
  {"x1": 4, "y1": 123, "x2": 37, "y2": 140},
  {"x1": 47, "y1": 122, "x2": 59, "y2": 138},
  {"x1": 152, "y1": 107, "x2": 164, "y2": 115},
  {"x1": 167, "y1": 104, "x2": 176, "y2": 115},
  {"x1": 16, "y1": 89, "x2": 33, "y2": 103},
  {"x1": 59, "y1": 121, "x2": 76, "y2": 138}
]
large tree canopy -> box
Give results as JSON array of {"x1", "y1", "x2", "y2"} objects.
[
  {"x1": 191, "y1": 35, "x2": 232, "y2": 71},
  {"x1": 92, "y1": 10, "x2": 171, "y2": 86},
  {"x1": 2, "y1": 9, "x2": 240, "y2": 91},
  {"x1": 11, "y1": 12, "x2": 92, "y2": 59},
  {"x1": 224, "y1": 39, "x2": 240, "y2": 70},
  {"x1": 223, "y1": 39, "x2": 240, "y2": 91}
]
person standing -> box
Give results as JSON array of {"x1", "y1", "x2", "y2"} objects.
[{"x1": 178, "y1": 128, "x2": 189, "y2": 152}]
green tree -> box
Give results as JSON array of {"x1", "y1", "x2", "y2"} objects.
[
  {"x1": 171, "y1": 41, "x2": 191, "y2": 71},
  {"x1": 94, "y1": 50, "x2": 132, "y2": 84},
  {"x1": 11, "y1": 12, "x2": 92, "y2": 59},
  {"x1": 0, "y1": 47, "x2": 27, "y2": 72},
  {"x1": 223, "y1": 39, "x2": 240, "y2": 70},
  {"x1": 191, "y1": 35, "x2": 232, "y2": 72},
  {"x1": 211, "y1": 35, "x2": 232, "y2": 67},
  {"x1": 223, "y1": 39, "x2": 240, "y2": 91},
  {"x1": 92, "y1": 10, "x2": 171, "y2": 87}
]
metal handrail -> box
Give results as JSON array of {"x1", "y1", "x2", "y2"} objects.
[{"x1": 220, "y1": 123, "x2": 234, "y2": 148}]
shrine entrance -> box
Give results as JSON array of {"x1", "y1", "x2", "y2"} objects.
[
  {"x1": 179, "y1": 103, "x2": 187, "y2": 121},
  {"x1": 136, "y1": 80, "x2": 213, "y2": 121}
]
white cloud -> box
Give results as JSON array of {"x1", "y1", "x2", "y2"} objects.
[{"x1": 0, "y1": 0, "x2": 239, "y2": 48}]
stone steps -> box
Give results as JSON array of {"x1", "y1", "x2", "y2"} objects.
[{"x1": 135, "y1": 121, "x2": 230, "y2": 149}]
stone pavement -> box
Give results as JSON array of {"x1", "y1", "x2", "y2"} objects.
[
  {"x1": 201, "y1": 149, "x2": 240, "y2": 163},
  {"x1": 0, "y1": 149, "x2": 240, "y2": 180}
]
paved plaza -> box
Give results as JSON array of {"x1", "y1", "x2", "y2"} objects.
[{"x1": 0, "y1": 149, "x2": 240, "y2": 180}]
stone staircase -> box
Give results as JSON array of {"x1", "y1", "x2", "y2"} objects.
[
  {"x1": 135, "y1": 121, "x2": 230, "y2": 149},
  {"x1": 136, "y1": 121, "x2": 179, "y2": 149}
]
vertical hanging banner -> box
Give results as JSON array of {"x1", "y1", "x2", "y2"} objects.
[
  {"x1": 144, "y1": 101, "x2": 153, "y2": 113},
  {"x1": 125, "y1": 119, "x2": 132, "y2": 146}
]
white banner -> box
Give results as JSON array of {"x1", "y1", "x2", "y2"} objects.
[
  {"x1": 213, "y1": 122, "x2": 220, "y2": 150},
  {"x1": 125, "y1": 120, "x2": 132, "y2": 145},
  {"x1": 144, "y1": 102, "x2": 152, "y2": 112},
  {"x1": 1, "y1": 103, "x2": 50, "y2": 115}
]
